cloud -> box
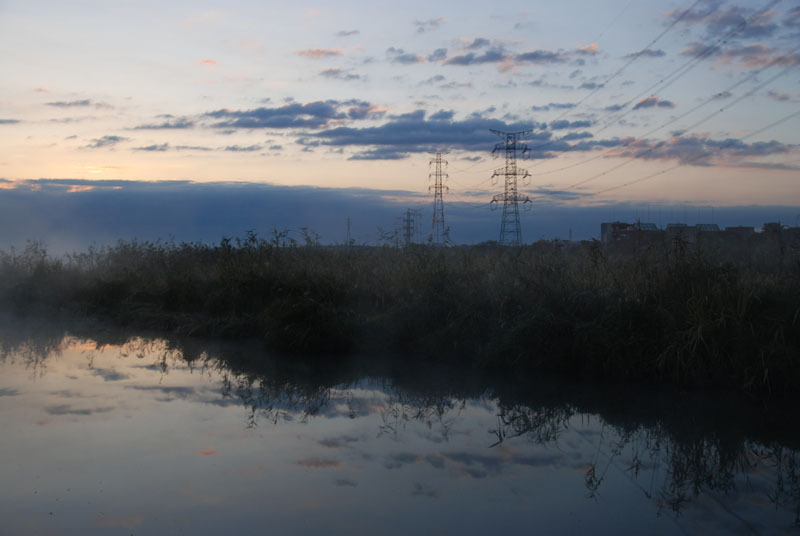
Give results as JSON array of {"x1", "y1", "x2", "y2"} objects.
[
  {"x1": 334, "y1": 478, "x2": 358, "y2": 487},
  {"x1": 46, "y1": 99, "x2": 91, "y2": 107},
  {"x1": 198, "y1": 59, "x2": 217, "y2": 66},
  {"x1": 0, "y1": 388, "x2": 19, "y2": 396},
  {"x1": 515, "y1": 49, "x2": 568, "y2": 64},
  {"x1": 204, "y1": 100, "x2": 351, "y2": 129},
  {"x1": 297, "y1": 48, "x2": 343, "y2": 59},
  {"x1": 296, "y1": 458, "x2": 340, "y2": 468},
  {"x1": 269, "y1": 144, "x2": 283, "y2": 150},
  {"x1": 784, "y1": 7, "x2": 800, "y2": 28},
  {"x1": 336, "y1": 29, "x2": 359, "y2": 37},
  {"x1": 531, "y1": 102, "x2": 576, "y2": 112},
  {"x1": 444, "y1": 47, "x2": 507, "y2": 66},
  {"x1": 84, "y1": 135, "x2": 128, "y2": 149},
  {"x1": 548, "y1": 119, "x2": 593, "y2": 130},
  {"x1": 413, "y1": 17, "x2": 445, "y2": 33},
  {"x1": 466, "y1": 38, "x2": 490, "y2": 49},
  {"x1": 767, "y1": 90, "x2": 791, "y2": 101},
  {"x1": 386, "y1": 47, "x2": 424, "y2": 64},
  {"x1": 576, "y1": 44, "x2": 599, "y2": 55},
  {"x1": 319, "y1": 68, "x2": 361, "y2": 81},
  {"x1": 91, "y1": 368, "x2": 130, "y2": 381},
  {"x1": 133, "y1": 118, "x2": 194, "y2": 129},
  {"x1": 609, "y1": 134, "x2": 792, "y2": 165},
  {"x1": 196, "y1": 449, "x2": 217, "y2": 456},
  {"x1": 0, "y1": 119, "x2": 20, "y2": 124},
  {"x1": 427, "y1": 48, "x2": 447, "y2": 62},
  {"x1": 223, "y1": 144, "x2": 261, "y2": 152},
  {"x1": 133, "y1": 143, "x2": 212, "y2": 152},
  {"x1": 624, "y1": 48, "x2": 666, "y2": 58},
  {"x1": 632, "y1": 96, "x2": 675, "y2": 110},
  {"x1": 667, "y1": 4, "x2": 779, "y2": 39},
  {"x1": 45, "y1": 404, "x2": 115, "y2": 416},
  {"x1": 297, "y1": 111, "x2": 578, "y2": 159}
]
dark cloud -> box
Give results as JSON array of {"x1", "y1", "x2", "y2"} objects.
[
  {"x1": 515, "y1": 49, "x2": 568, "y2": 64},
  {"x1": 632, "y1": 96, "x2": 675, "y2": 110},
  {"x1": 466, "y1": 37, "x2": 490, "y2": 49},
  {"x1": 296, "y1": 458, "x2": 340, "y2": 468},
  {"x1": 420, "y1": 74, "x2": 446, "y2": 85},
  {"x1": 334, "y1": 479, "x2": 358, "y2": 487},
  {"x1": 579, "y1": 82, "x2": 603, "y2": 90},
  {"x1": 429, "y1": 110, "x2": 454, "y2": 121},
  {"x1": 610, "y1": 134, "x2": 792, "y2": 165},
  {"x1": 319, "y1": 68, "x2": 362, "y2": 81},
  {"x1": 413, "y1": 17, "x2": 445, "y2": 33},
  {"x1": 385, "y1": 453, "x2": 421, "y2": 469},
  {"x1": 0, "y1": 119, "x2": 20, "y2": 124},
  {"x1": 297, "y1": 112, "x2": 549, "y2": 157},
  {"x1": 668, "y1": 3, "x2": 779, "y2": 39},
  {"x1": 224, "y1": 144, "x2": 262, "y2": 152},
  {"x1": 387, "y1": 48, "x2": 423, "y2": 64},
  {"x1": 767, "y1": 90, "x2": 791, "y2": 102},
  {"x1": 427, "y1": 48, "x2": 447, "y2": 62},
  {"x1": 84, "y1": 135, "x2": 128, "y2": 149},
  {"x1": 336, "y1": 29, "x2": 359, "y2": 37},
  {"x1": 531, "y1": 102, "x2": 576, "y2": 112},
  {"x1": 444, "y1": 48, "x2": 506, "y2": 66},
  {"x1": 605, "y1": 103, "x2": 625, "y2": 112},
  {"x1": 46, "y1": 99, "x2": 91, "y2": 107},
  {"x1": 624, "y1": 48, "x2": 666, "y2": 58},
  {"x1": 548, "y1": 119, "x2": 593, "y2": 130},
  {"x1": 204, "y1": 101, "x2": 349, "y2": 129},
  {"x1": 712, "y1": 90, "x2": 733, "y2": 100},
  {"x1": 411, "y1": 482, "x2": 440, "y2": 498},
  {"x1": 560, "y1": 131, "x2": 594, "y2": 141},
  {"x1": 133, "y1": 118, "x2": 194, "y2": 129},
  {"x1": 133, "y1": 143, "x2": 169, "y2": 152},
  {"x1": 784, "y1": 7, "x2": 800, "y2": 28},
  {"x1": 0, "y1": 388, "x2": 19, "y2": 396},
  {"x1": 269, "y1": 144, "x2": 283, "y2": 150}
]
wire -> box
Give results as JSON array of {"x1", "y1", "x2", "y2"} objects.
[{"x1": 590, "y1": 107, "x2": 800, "y2": 196}]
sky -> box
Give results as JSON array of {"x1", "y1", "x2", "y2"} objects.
[{"x1": 1, "y1": 0, "x2": 799, "y2": 247}]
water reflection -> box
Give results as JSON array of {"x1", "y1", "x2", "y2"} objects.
[{"x1": 0, "y1": 317, "x2": 798, "y2": 534}]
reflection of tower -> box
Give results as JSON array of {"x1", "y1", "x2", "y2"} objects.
[
  {"x1": 429, "y1": 151, "x2": 449, "y2": 246},
  {"x1": 401, "y1": 208, "x2": 421, "y2": 245},
  {"x1": 490, "y1": 130, "x2": 531, "y2": 246},
  {"x1": 346, "y1": 216, "x2": 352, "y2": 247}
]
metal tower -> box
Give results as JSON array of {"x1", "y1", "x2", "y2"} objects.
[
  {"x1": 429, "y1": 151, "x2": 449, "y2": 245},
  {"x1": 401, "y1": 208, "x2": 421, "y2": 245},
  {"x1": 490, "y1": 130, "x2": 531, "y2": 246}
]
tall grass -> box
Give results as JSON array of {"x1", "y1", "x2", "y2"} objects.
[{"x1": 1, "y1": 233, "x2": 799, "y2": 395}]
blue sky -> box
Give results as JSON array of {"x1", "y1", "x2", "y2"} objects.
[{"x1": 1, "y1": 0, "x2": 799, "y2": 246}]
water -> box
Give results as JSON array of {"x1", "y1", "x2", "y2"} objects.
[{"x1": 0, "y1": 321, "x2": 798, "y2": 535}]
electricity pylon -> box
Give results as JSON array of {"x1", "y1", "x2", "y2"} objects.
[
  {"x1": 429, "y1": 151, "x2": 448, "y2": 246},
  {"x1": 401, "y1": 208, "x2": 421, "y2": 245},
  {"x1": 490, "y1": 130, "x2": 531, "y2": 246}
]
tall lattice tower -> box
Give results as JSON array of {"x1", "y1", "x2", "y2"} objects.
[
  {"x1": 490, "y1": 130, "x2": 531, "y2": 246},
  {"x1": 429, "y1": 151, "x2": 449, "y2": 246}
]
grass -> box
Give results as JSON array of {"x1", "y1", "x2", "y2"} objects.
[{"x1": 1, "y1": 232, "x2": 799, "y2": 396}]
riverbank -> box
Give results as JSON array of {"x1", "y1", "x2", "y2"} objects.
[{"x1": 1, "y1": 235, "x2": 798, "y2": 396}]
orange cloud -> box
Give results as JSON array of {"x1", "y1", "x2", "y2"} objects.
[
  {"x1": 67, "y1": 185, "x2": 95, "y2": 193},
  {"x1": 198, "y1": 59, "x2": 217, "y2": 66},
  {"x1": 297, "y1": 48, "x2": 343, "y2": 59}
]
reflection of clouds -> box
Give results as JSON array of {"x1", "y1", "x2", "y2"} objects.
[
  {"x1": 411, "y1": 482, "x2": 440, "y2": 498},
  {"x1": 45, "y1": 404, "x2": 115, "y2": 416},
  {"x1": 90, "y1": 367, "x2": 130, "y2": 382},
  {"x1": 94, "y1": 514, "x2": 145, "y2": 530},
  {"x1": 384, "y1": 453, "x2": 422, "y2": 469},
  {"x1": 319, "y1": 435, "x2": 361, "y2": 449},
  {"x1": 0, "y1": 387, "x2": 19, "y2": 396},
  {"x1": 195, "y1": 449, "x2": 218, "y2": 456},
  {"x1": 334, "y1": 478, "x2": 358, "y2": 487},
  {"x1": 296, "y1": 458, "x2": 340, "y2": 469}
]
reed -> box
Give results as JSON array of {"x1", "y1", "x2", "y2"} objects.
[{"x1": 1, "y1": 233, "x2": 798, "y2": 396}]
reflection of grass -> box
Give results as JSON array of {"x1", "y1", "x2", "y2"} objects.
[{"x1": 1, "y1": 234, "x2": 799, "y2": 395}]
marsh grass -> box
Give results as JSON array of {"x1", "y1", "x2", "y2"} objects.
[{"x1": 1, "y1": 233, "x2": 799, "y2": 396}]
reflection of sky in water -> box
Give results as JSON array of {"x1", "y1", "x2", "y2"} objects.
[{"x1": 0, "y1": 336, "x2": 797, "y2": 535}]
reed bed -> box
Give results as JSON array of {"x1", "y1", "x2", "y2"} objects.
[{"x1": 1, "y1": 233, "x2": 798, "y2": 396}]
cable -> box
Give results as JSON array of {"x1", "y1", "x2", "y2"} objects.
[{"x1": 590, "y1": 107, "x2": 800, "y2": 196}]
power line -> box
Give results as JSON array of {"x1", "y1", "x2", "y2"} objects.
[{"x1": 590, "y1": 107, "x2": 800, "y2": 196}]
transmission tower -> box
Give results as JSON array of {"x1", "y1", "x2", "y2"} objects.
[
  {"x1": 429, "y1": 151, "x2": 449, "y2": 245},
  {"x1": 401, "y1": 208, "x2": 421, "y2": 245},
  {"x1": 489, "y1": 130, "x2": 531, "y2": 246}
]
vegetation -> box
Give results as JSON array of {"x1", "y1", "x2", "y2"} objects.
[{"x1": 1, "y1": 231, "x2": 799, "y2": 396}]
